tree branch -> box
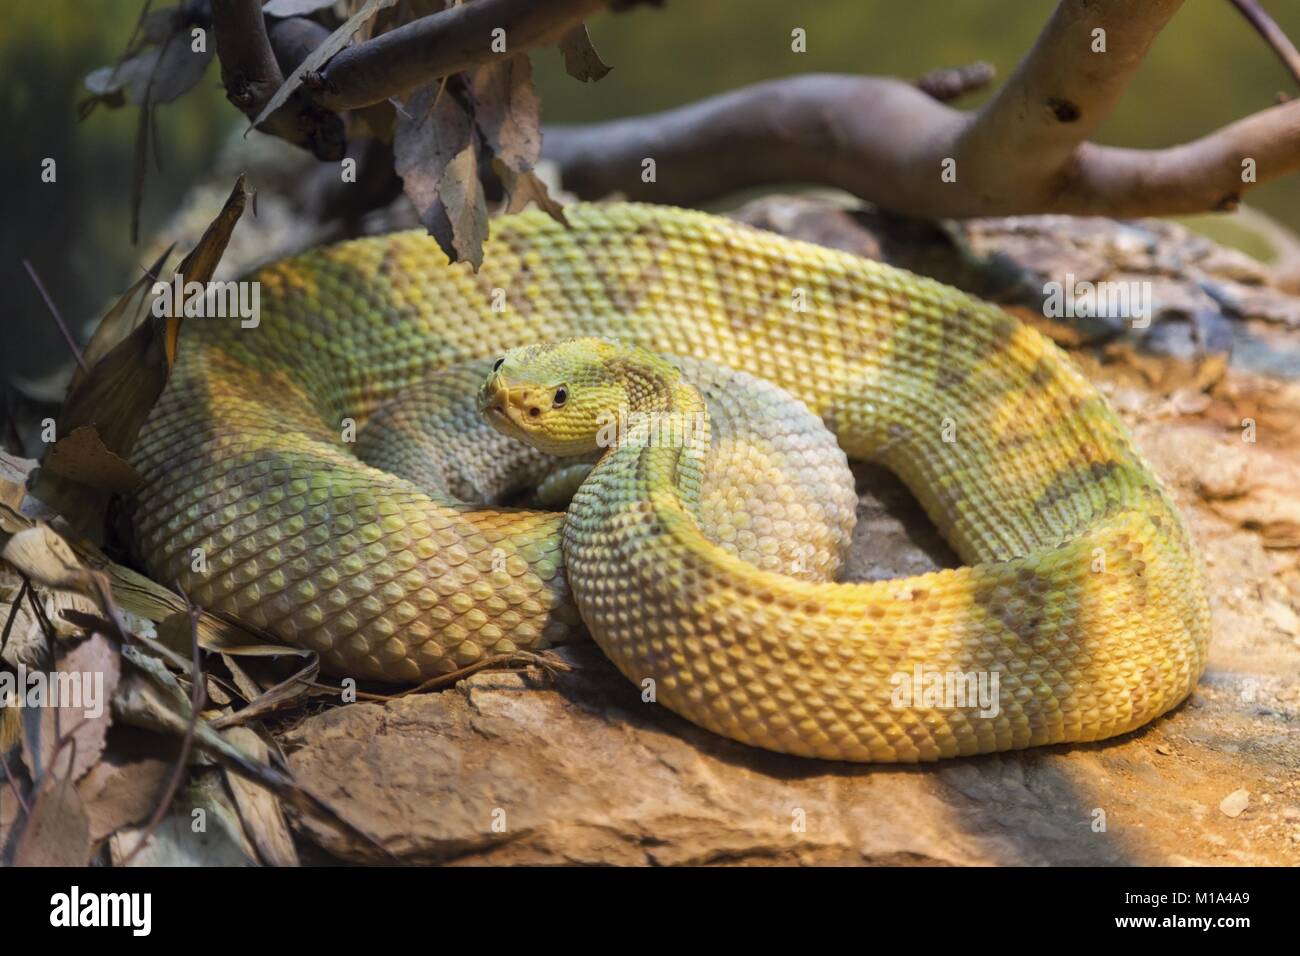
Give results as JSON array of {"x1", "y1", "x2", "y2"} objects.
[
  {"x1": 1066, "y1": 97, "x2": 1300, "y2": 215},
  {"x1": 211, "y1": 0, "x2": 345, "y2": 160},
  {"x1": 310, "y1": 0, "x2": 610, "y2": 111},
  {"x1": 956, "y1": 0, "x2": 1184, "y2": 193},
  {"x1": 543, "y1": 0, "x2": 1300, "y2": 219}
]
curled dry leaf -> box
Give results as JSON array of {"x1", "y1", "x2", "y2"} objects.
[
  {"x1": 557, "y1": 23, "x2": 612, "y2": 82},
  {"x1": 496, "y1": 162, "x2": 570, "y2": 224},
  {"x1": 0, "y1": 523, "x2": 127, "y2": 662},
  {"x1": 0, "y1": 451, "x2": 37, "y2": 516},
  {"x1": 207, "y1": 649, "x2": 319, "y2": 730},
  {"x1": 33, "y1": 176, "x2": 249, "y2": 541},
  {"x1": 83, "y1": 32, "x2": 215, "y2": 109},
  {"x1": 471, "y1": 55, "x2": 543, "y2": 173},
  {"x1": 74, "y1": 246, "x2": 173, "y2": 382},
  {"x1": 0, "y1": 570, "x2": 100, "y2": 668},
  {"x1": 434, "y1": 144, "x2": 490, "y2": 270},
  {"x1": 2, "y1": 525, "x2": 110, "y2": 604},
  {"x1": 58, "y1": 174, "x2": 250, "y2": 457},
  {"x1": 471, "y1": 55, "x2": 567, "y2": 224},
  {"x1": 394, "y1": 80, "x2": 489, "y2": 267}
]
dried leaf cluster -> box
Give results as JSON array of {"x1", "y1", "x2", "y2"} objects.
[{"x1": 83, "y1": 0, "x2": 614, "y2": 267}]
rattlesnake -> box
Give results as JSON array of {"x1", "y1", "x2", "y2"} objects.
[{"x1": 131, "y1": 203, "x2": 1210, "y2": 761}]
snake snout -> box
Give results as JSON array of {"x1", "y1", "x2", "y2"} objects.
[{"x1": 480, "y1": 374, "x2": 544, "y2": 433}]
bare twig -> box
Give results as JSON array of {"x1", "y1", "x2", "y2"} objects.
[
  {"x1": 23, "y1": 579, "x2": 58, "y2": 661},
  {"x1": 915, "y1": 62, "x2": 995, "y2": 102},
  {"x1": 0, "y1": 578, "x2": 29, "y2": 662},
  {"x1": 294, "y1": 651, "x2": 573, "y2": 704},
  {"x1": 22, "y1": 260, "x2": 87, "y2": 374},
  {"x1": 1228, "y1": 0, "x2": 1300, "y2": 87},
  {"x1": 0, "y1": 752, "x2": 30, "y2": 818},
  {"x1": 391, "y1": 650, "x2": 572, "y2": 697}
]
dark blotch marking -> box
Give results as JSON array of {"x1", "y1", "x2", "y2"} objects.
[
  {"x1": 935, "y1": 304, "x2": 1010, "y2": 392},
  {"x1": 1027, "y1": 356, "x2": 1055, "y2": 388},
  {"x1": 973, "y1": 567, "x2": 1051, "y2": 642},
  {"x1": 1032, "y1": 460, "x2": 1121, "y2": 515},
  {"x1": 1047, "y1": 97, "x2": 1081, "y2": 123}
]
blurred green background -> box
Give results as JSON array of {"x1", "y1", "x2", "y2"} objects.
[{"x1": 6, "y1": 0, "x2": 1300, "y2": 388}]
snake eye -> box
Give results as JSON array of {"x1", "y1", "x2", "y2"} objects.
[
  {"x1": 492, "y1": 357, "x2": 504, "y2": 372},
  {"x1": 553, "y1": 387, "x2": 568, "y2": 407}
]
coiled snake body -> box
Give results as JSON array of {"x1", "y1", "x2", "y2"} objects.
[{"x1": 132, "y1": 203, "x2": 1210, "y2": 762}]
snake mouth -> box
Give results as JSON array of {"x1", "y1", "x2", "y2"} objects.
[
  {"x1": 485, "y1": 404, "x2": 515, "y2": 428},
  {"x1": 482, "y1": 393, "x2": 533, "y2": 441},
  {"x1": 480, "y1": 372, "x2": 545, "y2": 440}
]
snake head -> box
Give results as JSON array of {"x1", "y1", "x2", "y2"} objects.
[{"x1": 479, "y1": 337, "x2": 670, "y2": 457}]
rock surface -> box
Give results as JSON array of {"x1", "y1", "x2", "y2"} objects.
[{"x1": 284, "y1": 644, "x2": 1296, "y2": 866}]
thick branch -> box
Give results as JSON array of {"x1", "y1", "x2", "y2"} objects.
[
  {"x1": 545, "y1": 75, "x2": 963, "y2": 214},
  {"x1": 957, "y1": 0, "x2": 1184, "y2": 191},
  {"x1": 312, "y1": 0, "x2": 609, "y2": 111},
  {"x1": 211, "y1": 0, "x2": 344, "y2": 160},
  {"x1": 1066, "y1": 97, "x2": 1300, "y2": 215},
  {"x1": 542, "y1": 74, "x2": 1300, "y2": 218}
]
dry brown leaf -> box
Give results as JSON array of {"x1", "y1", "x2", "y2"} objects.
[
  {"x1": 0, "y1": 705, "x2": 18, "y2": 754},
  {"x1": 110, "y1": 772, "x2": 257, "y2": 866},
  {"x1": 74, "y1": 245, "x2": 173, "y2": 382},
  {"x1": 436, "y1": 143, "x2": 489, "y2": 270},
  {"x1": 155, "y1": 607, "x2": 303, "y2": 663},
  {"x1": 76, "y1": 737, "x2": 174, "y2": 843},
  {"x1": 208, "y1": 652, "x2": 319, "y2": 729},
  {"x1": 17, "y1": 634, "x2": 121, "y2": 785},
  {"x1": 34, "y1": 176, "x2": 249, "y2": 540},
  {"x1": 497, "y1": 161, "x2": 570, "y2": 224},
  {"x1": 470, "y1": 55, "x2": 543, "y2": 174},
  {"x1": 42, "y1": 425, "x2": 143, "y2": 495},
  {"x1": 113, "y1": 649, "x2": 384, "y2": 854},
  {"x1": 11, "y1": 771, "x2": 91, "y2": 866},
  {"x1": 59, "y1": 174, "x2": 250, "y2": 455},
  {"x1": 0, "y1": 569, "x2": 101, "y2": 667},
  {"x1": 221, "y1": 653, "x2": 266, "y2": 704},
  {"x1": 394, "y1": 80, "x2": 489, "y2": 266},
  {"x1": 470, "y1": 57, "x2": 567, "y2": 225},
  {"x1": 557, "y1": 23, "x2": 612, "y2": 82},
  {"x1": 2, "y1": 524, "x2": 108, "y2": 601},
  {"x1": 222, "y1": 726, "x2": 300, "y2": 866},
  {"x1": 0, "y1": 452, "x2": 36, "y2": 513}
]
